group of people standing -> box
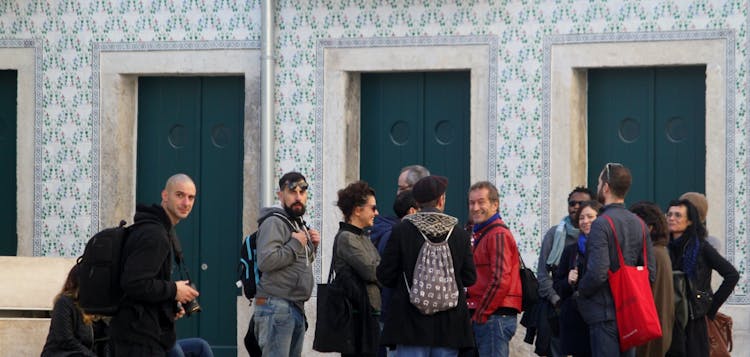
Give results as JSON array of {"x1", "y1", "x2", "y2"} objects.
[
  {"x1": 40, "y1": 163, "x2": 739, "y2": 357},
  {"x1": 248, "y1": 163, "x2": 739, "y2": 356},
  {"x1": 249, "y1": 167, "x2": 525, "y2": 357},
  {"x1": 535, "y1": 163, "x2": 739, "y2": 357}
]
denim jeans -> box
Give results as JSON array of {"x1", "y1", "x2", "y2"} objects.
[
  {"x1": 253, "y1": 297, "x2": 305, "y2": 357},
  {"x1": 472, "y1": 314, "x2": 517, "y2": 357},
  {"x1": 168, "y1": 338, "x2": 214, "y2": 357},
  {"x1": 589, "y1": 320, "x2": 635, "y2": 357},
  {"x1": 396, "y1": 345, "x2": 458, "y2": 357}
]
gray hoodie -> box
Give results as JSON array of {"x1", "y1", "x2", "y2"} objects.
[{"x1": 255, "y1": 206, "x2": 316, "y2": 307}]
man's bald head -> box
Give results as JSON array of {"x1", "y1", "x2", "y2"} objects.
[
  {"x1": 161, "y1": 173, "x2": 196, "y2": 225},
  {"x1": 164, "y1": 173, "x2": 195, "y2": 192}
]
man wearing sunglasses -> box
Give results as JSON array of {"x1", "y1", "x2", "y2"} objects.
[
  {"x1": 252, "y1": 172, "x2": 321, "y2": 357},
  {"x1": 534, "y1": 186, "x2": 593, "y2": 356},
  {"x1": 577, "y1": 163, "x2": 655, "y2": 356}
]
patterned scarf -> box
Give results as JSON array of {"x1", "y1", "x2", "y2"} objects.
[{"x1": 546, "y1": 216, "x2": 580, "y2": 266}]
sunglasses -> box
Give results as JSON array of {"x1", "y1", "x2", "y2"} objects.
[
  {"x1": 361, "y1": 204, "x2": 378, "y2": 212},
  {"x1": 604, "y1": 162, "x2": 623, "y2": 182},
  {"x1": 568, "y1": 200, "x2": 585, "y2": 207},
  {"x1": 284, "y1": 180, "x2": 309, "y2": 192}
]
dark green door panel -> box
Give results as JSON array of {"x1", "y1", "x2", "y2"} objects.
[
  {"x1": 653, "y1": 67, "x2": 706, "y2": 207},
  {"x1": 0, "y1": 70, "x2": 17, "y2": 256},
  {"x1": 588, "y1": 67, "x2": 705, "y2": 208},
  {"x1": 588, "y1": 68, "x2": 654, "y2": 202},
  {"x1": 361, "y1": 72, "x2": 470, "y2": 221},
  {"x1": 361, "y1": 73, "x2": 424, "y2": 213},
  {"x1": 137, "y1": 76, "x2": 243, "y2": 357},
  {"x1": 196, "y1": 76, "x2": 244, "y2": 357},
  {"x1": 423, "y1": 72, "x2": 471, "y2": 219}
]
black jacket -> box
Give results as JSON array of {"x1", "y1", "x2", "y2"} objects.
[
  {"x1": 669, "y1": 235, "x2": 739, "y2": 319},
  {"x1": 41, "y1": 295, "x2": 97, "y2": 357},
  {"x1": 376, "y1": 210, "x2": 476, "y2": 350},
  {"x1": 110, "y1": 204, "x2": 178, "y2": 350}
]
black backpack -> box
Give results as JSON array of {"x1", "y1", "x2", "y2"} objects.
[
  {"x1": 76, "y1": 220, "x2": 131, "y2": 316},
  {"x1": 238, "y1": 212, "x2": 294, "y2": 299}
]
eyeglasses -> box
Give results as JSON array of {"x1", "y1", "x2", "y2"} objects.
[
  {"x1": 604, "y1": 162, "x2": 623, "y2": 182},
  {"x1": 666, "y1": 212, "x2": 684, "y2": 219},
  {"x1": 364, "y1": 204, "x2": 378, "y2": 212},
  {"x1": 568, "y1": 200, "x2": 584, "y2": 207},
  {"x1": 284, "y1": 180, "x2": 308, "y2": 192}
]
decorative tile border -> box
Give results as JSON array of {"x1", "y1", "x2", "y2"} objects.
[
  {"x1": 542, "y1": 29, "x2": 743, "y2": 303},
  {"x1": 90, "y1": 40, "x2": 260, "y2": 235},
  {"x1": 0, "y1": 39, "x2": 43, "y2": 255}
]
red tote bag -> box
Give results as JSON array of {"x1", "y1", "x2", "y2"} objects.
[{"x1": 603, "y1": 215, "x2": 662, "y2": 351}]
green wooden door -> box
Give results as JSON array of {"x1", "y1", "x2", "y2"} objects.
[
  {"x1": 588, "y1": 66, "x2": 706, "y2": 207},
  {"x1": 0, "y1": 70, "x2": 17, "y2": 256},
  {"x1": 137, "y1": 76, "x2": 243, "y2": 357},
  {"x1": 361, "y1": 71, "x2": 470, "y2": 222}
]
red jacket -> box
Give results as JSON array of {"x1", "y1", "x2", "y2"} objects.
[{"x1": 467, "y1": 217, "x2": 522, "y2": 323}]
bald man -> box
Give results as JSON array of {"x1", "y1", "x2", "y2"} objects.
[{"x1": 110, "y1": 174, "x2": 200, "y2": 356}]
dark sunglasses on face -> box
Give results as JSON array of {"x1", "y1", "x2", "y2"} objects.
[
  {"x1": 285, "y1": 180, "x2": 309, "y2": 192},
  {"x1": 568, "y1": 200, "x2": 584, "y2": 207}
]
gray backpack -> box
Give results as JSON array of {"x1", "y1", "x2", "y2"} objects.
[{"x1": 403, "y1": 226, "x2": 459, "y2": 315}]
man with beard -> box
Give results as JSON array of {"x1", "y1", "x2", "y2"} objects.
[
  {"x1": 253, "y1": 172, "x2": 321, "y2": 357},
  {"x1": 577, "y1": 163, "x2": 655, "y2": 356},
  {"x1": 110, "y1": 173, "x2": 200, "y2": 356}
]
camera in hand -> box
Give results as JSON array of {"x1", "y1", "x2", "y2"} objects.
[{"x1": 181, "y1": 283, "x2": 202, "y2": 316}]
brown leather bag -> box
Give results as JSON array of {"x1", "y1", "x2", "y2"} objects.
[{"x1": 706, "y1": 312, "x2": 732, "y2": 357}]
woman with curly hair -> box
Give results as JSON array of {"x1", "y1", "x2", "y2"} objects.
[
  {"x1": 629, "y1": 201, "x2": 674, "y2": 357},
  {"x1": 41, "y1": 265, "x2": 100, "y2": 357},
  {"x1": 332, "y1": 180, "x2": 381, "y2": 356}
]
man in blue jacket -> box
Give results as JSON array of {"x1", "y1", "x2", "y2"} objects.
[{"x1": 577, "y1": 163, "x2": 655, "y2": 356}]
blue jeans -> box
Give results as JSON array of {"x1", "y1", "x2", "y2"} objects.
[
  {"x1": 396, "y1": 345, "x2": 458, "y2": 357},
  {"x1": 253, "y1": 297, "x2": 305, "y2": 357},
  {"x1": 168, "y1": 338, "x2": 214, "y2": 357},
  {"x1": 472, "y1": 314, "x2": 517, "y2": 357},
  {"x1": 589, "y1": 320, "x2": 635, "y2": 357}
]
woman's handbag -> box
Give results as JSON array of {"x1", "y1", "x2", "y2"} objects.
[
  {"x1": 706, "y1": 312, "x2": 733, "y2": 357},
  {"x1": 312, "y1": 237, "x2": 356, "y2": 353},
  {"x1": 603, "y1": 215, "x2": 662, "y2": 352}
]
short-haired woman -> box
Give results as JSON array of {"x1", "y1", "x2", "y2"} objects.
[{"x1": 333, "y1": 180, "x2": 381, "y2": 356}]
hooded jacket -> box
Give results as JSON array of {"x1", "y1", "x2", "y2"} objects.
[
  {"x1": 110, "y1": 204, "x2": 178, "y2": 350},
  {"x1": 255, "y1": 205, "x2": 316, "y2": 308},
  {"x1": 376, "y1": 209, "x2": 477, "y2": 349}
]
